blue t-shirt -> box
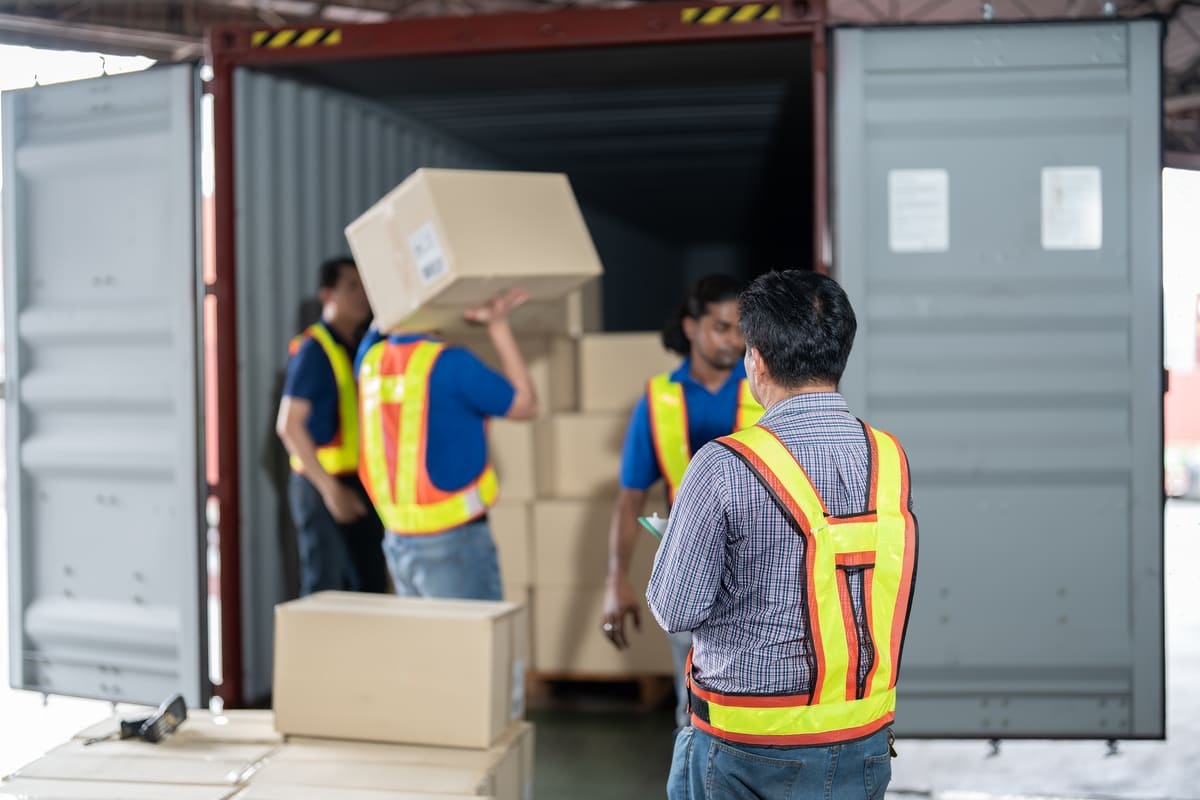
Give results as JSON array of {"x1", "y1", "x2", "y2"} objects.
[
  {"x1": 281, "y1": 321, "x2": 356, "y2": 446},
  {"x1": 619, "y1": 358, "x2": 749, "y2": 492},
  {"x1": 355, "y1": 330, "x2": 516, "y2": 492}
]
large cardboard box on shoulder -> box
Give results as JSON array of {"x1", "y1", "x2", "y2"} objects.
[
  {"x1": 273, "y1": 592, "x2": 527, "y2": 749},
  {"x1": 345, "y1": 169, "x2": 603, "y2": 334},
  {"x1": 261, "y1": 723, "x2": 533, "y2": 800},
  {"x1": 578, "y1": 333, "x2": 678, "y2": 413}
]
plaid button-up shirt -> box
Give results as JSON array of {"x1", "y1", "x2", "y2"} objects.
[{"x1": 647, "y1": 391, "x2": 898, "y2": 695}]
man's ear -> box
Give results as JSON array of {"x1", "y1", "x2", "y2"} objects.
[
  {"x1": 682, "y1": 315, "x2": 697, "y2": 344},
  {"x1": 318, "y1": 287, "x2": 333, "y2": 306}
]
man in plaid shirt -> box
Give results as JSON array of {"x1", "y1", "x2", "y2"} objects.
[{"x1": 648, "y1": 270, "x2": 917, "y2": 800}]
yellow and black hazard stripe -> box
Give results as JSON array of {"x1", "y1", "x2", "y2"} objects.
[
  {"x1": 251, "y1": 28, "x2": 343, "y2": 48},
  {"x1": 681, "y1": 3, "x2": 781, "y2": 24}
]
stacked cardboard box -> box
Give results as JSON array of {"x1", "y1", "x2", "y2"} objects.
[
  {"x1": 432, "y1": 330, "x2": 677, "y2": 677},
  {"x1": 2, "y1": 708, "x2": 526, "y2": 800},
  {"x1": 270, "y1": 592, "x2": 532, "y2": 799}
]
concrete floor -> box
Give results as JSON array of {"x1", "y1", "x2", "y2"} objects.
[{"x1": 2, "y1": 503, "x2": 1197, "y2": 798}]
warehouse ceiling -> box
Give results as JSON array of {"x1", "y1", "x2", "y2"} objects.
[{"x1": 0, "y1": 0, "x2": 1198, "y2": 162}]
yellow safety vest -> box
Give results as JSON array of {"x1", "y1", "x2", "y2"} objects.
[
  {"x1": 646, "y1": 372, "x2": 763, "y2": 502},
  {"x1": 358, "y1": 339, "x2": 499, "y2": 535},
  {"x1": 287, "y1": 324, "x2": 360, "y2": 476},
  {"x1": 686, "y1": 422, "x2": 918, "y2": 746}
]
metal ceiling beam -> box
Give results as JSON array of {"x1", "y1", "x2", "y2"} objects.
[{"x1": 0, "y1": 10, "x2": 203, "y2": 58}]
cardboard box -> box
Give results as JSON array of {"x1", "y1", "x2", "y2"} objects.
[
  {"x1": 248, "y1": 762, "x2": 488, "y2": 797},
  {"x1": 73, "y1": 710, "x2": 281, "y2": 746},
  {"x1": 0, "y1": 779, "x2": 236, "y2": 800},
  {"x1": 345, "y1": 169, "x2": 603, "y2": 334},
  {"x1": 234, "y1": 788, "x2": 485, "y2": 800},
  {"x1": 487, "y1": 421, "x2": 539, "y2": 502},
  {"x1": 578, "y1": 333, "x2": 678, "y2": 413},
  {"x1": 490, "y1": 502, "x2": 531, "y2": 588},
  {"x1": 536, "y1": 413, "x2": 629, "y2": 499},
  {"x1": 44, "y1": 739, "x2": 276, "y2": 765},
  {"x1": 268, "y1": 723, "x2": 533, "y2": 800},
  {"x1": 12, "y1": 752, "x2": 254, "y2": 786},
  {"x1": 531, "y1": 498, "x2": 665, "y2": 588},
  {"x1": 273, "y1": 592, "x2": 527, "y2": 749},
  {"x1": 443, "y1": 332, "x2": 578, "y2": 416},
  {"x1": 532, "y1": 586, "x2": 672, "y2": 675}
]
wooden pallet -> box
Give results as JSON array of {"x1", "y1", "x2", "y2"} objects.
[{"x1": 525, "y1": 671, "x2": 674, "y2": 713}]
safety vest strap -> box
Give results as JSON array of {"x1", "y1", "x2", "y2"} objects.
[
  {"x1": 734, "y1": 379, "x2": 763, "y2": 431},
  {"x1": 646, "y1": 373, "x2": 690, "y2": 503},
  {"x1": 359, "y1": 339, "x2": 498, "y2": 535},
  {"x1": 288, "y1": 323, "x2": 360, "y2": 476},
  {"x1": 692, "y1": 422, "x2": 916, "y2": 745}
]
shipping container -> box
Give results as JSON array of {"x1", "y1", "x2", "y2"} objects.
[{"x1": 2, "y1": 0, "x2": 1164, "y2": 739}]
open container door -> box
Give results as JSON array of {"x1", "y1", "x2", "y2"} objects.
[
  {"x1": 2, "y1": 64, "x2": 208, "y2": 706},
  {"x1": 834, "y1": 20, "x2": 1163, "y2": 739}
]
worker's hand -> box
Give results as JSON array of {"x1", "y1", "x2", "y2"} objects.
[
  {"x1": 322, "y1": 483, "x2": 369, "y2": 524},
  {"x1": 464, "y1": 288, "x2": 530, "y2": 325},
  {"x1": 601, "y1": 575, "x2": 641, "y2": 650}
]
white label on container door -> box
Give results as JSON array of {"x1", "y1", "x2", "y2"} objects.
[
  {"x1": 1042, "y1": 166, "x2": 1102, "y2": 250},
  {"x1": 888, "y1": 169, "x2": 949, "y2": 253},
  {"x1": 408, "y1": 222, "x2": 448, "y2": 285}
]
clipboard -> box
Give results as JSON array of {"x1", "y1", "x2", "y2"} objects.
[{"x1": 637, "y1": 514, "x2": 668, "y2": 541}]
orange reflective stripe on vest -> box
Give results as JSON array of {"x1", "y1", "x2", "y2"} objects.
[
  {"x1": 647, "y1": 373, "x2": 763, "y2": 502},
  {"x1": 358, "y1": 339, "x2": 498, "y2": 535},
  {"x1": 685, "y1": 422, "x2": 917, "y2": 746},
  {"x1": 288, "y1": 324, "x2": 360, "y2": 476}
]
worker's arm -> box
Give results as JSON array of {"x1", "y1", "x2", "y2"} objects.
[
  {"x1": 647, "y1": 443, "x2": 728, "y2": 634},
  {"x1": 464, "y1": 288, "x2": 539, "y2": 420},
  {"x1": 275, "y1": 396, "x2": 367, "y2": 523},
  {"x1": 601, "y1": 488, "x2": 648, "y2": 650}
]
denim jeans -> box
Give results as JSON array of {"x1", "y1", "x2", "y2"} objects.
[
  {"x1": 668, "y1": 724, "x2": 892, "y2": 800},
  {"x1": 288, "y1": 472, "x2": 388, "y2": 596},
  {"x1": 381, "y1": 518, "x2": 503, "y2": 601},
  {"x1": 669, "y1": 630, "x2": 694, "y2": 730}
]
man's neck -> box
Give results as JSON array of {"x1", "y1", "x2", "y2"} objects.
[
  {"x1": 322, "y1": 310, "x2": 358, "y2": 346},
  {"x1": 760, "y1": 382, "x2": 837, "y2": 412},
  {"x1": 688, "y1": 356, "x2": 733, "y2": 393}
]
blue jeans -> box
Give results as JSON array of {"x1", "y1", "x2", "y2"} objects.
[
  {"x1": 381, "y1": 518, "x2": 503, "y2": 601},
  {"x1": 668, "y1": 724, "x2": 892, "y2": 800},
  {"x1": 669, "y1": 630, "x2": 694, "y2": 730},
  {"x1": 288, "y1": 472, "x2": 387, "y2": 597}
]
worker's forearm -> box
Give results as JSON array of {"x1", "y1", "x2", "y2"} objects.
[
  {"x1": 280, "y1": 425, "x2": 337, "y2": 495},
  {"x1": 608, "y1": 490, "x2": 647, "y2": 579},
  {"x1": 488, "y1": 320, "x2": 538, "y2": 413}
]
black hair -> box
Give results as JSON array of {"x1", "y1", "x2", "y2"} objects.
[
  {"x1": 661, "y1": 273, "x2": 743, "y2": 357},
  {"x1": 739, "y1": 270, "x2": 857, "y2": 388},
  {"x1": 319, "y1": 256, "x2": 356, "y2": 291}
]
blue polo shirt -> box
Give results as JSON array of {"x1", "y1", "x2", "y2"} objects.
[
  {"x1": 619, "y1": 358, "x2": 749, "y2": 492},
  {"x1": 355, "y1": 330, "x2": 516, "y2": 493},
  {"x1": 281, "y1": 321, "x2": 355, "y2": 447}
]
